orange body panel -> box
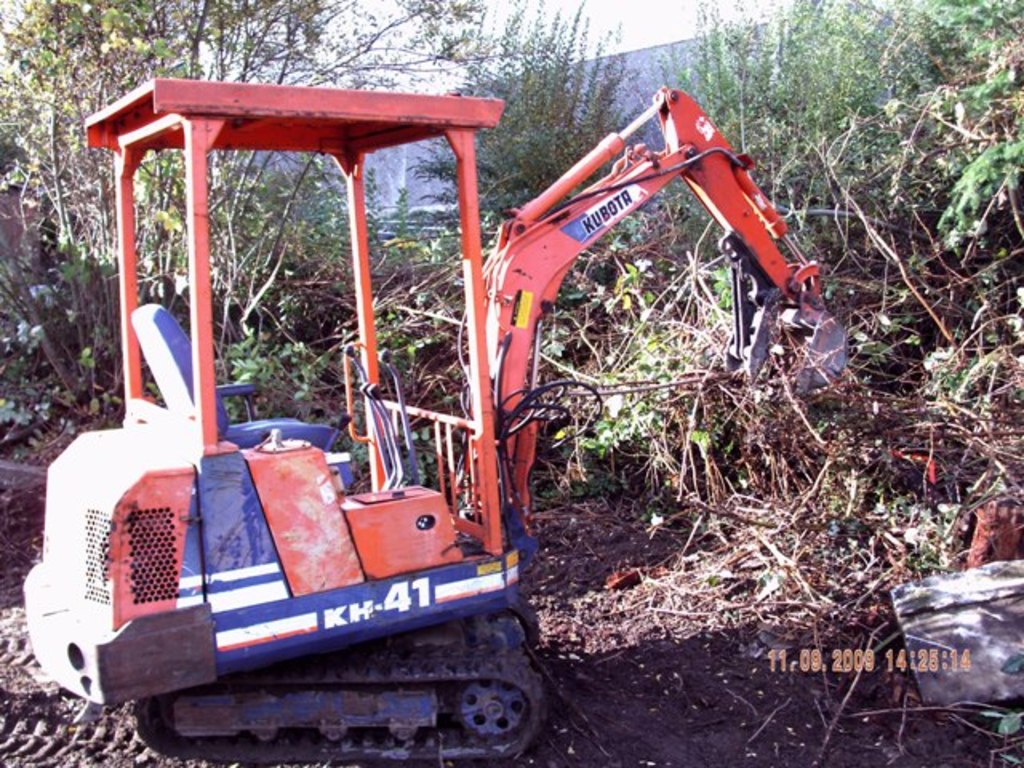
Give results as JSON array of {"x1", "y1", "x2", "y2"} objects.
[
  {"x1": 343, "y1": 487, "x2": 462, "y2": 579},
  {"x1": 109, "y1": 468, "x2": 194, "y2": 628},
  {"x1": 40, "y1": 428, "x2": 199, "y2": 632},
  {"x1": 246, "y1": 445, "x2": 365, "y2": 595}
]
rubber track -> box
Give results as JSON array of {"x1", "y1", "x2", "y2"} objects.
[{"x1": 137, "y1": 626, "x2": 546, "y2": 763}]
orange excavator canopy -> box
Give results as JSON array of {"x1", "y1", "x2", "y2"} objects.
[
  {"x1": 86, "y1": 78, "x2": 504, "y2": 154},
  {"x1": 90, "y1": 77, "x2": 505, "y2": 551}
]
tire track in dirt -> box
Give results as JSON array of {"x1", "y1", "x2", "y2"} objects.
[{"x1": 0, "y1": 605, "x2": 147, "y2": 768}]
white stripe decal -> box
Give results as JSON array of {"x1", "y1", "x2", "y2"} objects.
[
  {"x1": 179, "y1": 562, "x2": 282, "y2": 591},
  {"x1": 177, "y1": 578, "x2": 289, "y2": 612},
  {"x1": 209, "y1": 562, "x2": 281, "y2": 584},
  {"x1": 207, "y1": 581, "x2": 289, "y2": 612},
  {"x1": 507, "y1": 565, "x2": 519, "y2": 584},
  {"x1": 435, "y1": 572, "x2": 504, "y2": 602},
  {"x1": 179, "y1": 574, "x2": 203, "y2": 590},
  {"x1": 216, "y1": 612, "x2": 318, "y2": 651}
]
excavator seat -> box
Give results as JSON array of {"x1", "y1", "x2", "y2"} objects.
[{"x1": 131, "y1": 304, "x2": 338, "y2": 450}]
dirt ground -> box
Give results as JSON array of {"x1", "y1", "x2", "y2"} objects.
[{"x1": 0, "y1": 481, "x2": 1004, "y2": 768}]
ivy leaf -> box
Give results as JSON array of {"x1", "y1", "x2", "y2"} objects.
[{"x1": 999, "y1": 713, "x2": 1022, "y2": 736}]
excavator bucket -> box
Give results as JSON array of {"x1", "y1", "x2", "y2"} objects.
[
  {"x1": 732, "y1": 303, "x2": 847, "y2": 391},
  {"x1": 721, "y1": 234, "x2": 846, "y2": 392},
  {"x1": 794, "y1": 311, "x2": 848, "y2": 392},
  {"x1": 725, "y1": 260, "x2": 848, "y2": 391}
]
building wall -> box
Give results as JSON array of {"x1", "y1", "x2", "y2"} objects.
[{"x1": 364, "y1": 37, "x2": 698, "y2": 216}]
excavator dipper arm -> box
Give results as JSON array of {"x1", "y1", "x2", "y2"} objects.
[{"x1": 483, "y1": 87, "x2": 847, "y2": 531}]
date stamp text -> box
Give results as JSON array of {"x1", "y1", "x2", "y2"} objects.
[{"x1": 767, "y1": 647, "x2": 972, "y2": 674}]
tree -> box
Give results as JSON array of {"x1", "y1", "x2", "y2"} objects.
[
  {"x1": 0, "y1": 0, "x2": 485, "y2": 439},
  {"x1": 919, "y1": 0, "x2": 1024, "y2": 248},
  {"x1": 419, "y1": 0, "x2": 625, "y2": 216}
]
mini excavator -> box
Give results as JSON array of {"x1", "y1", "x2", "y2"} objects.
[{"x1": 24, "y1": 79, "x2": 847, "y2": 762}]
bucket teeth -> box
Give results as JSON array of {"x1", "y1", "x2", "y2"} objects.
[{"x1": 734, "y1": 301, "x2": 847, "y2": 392}]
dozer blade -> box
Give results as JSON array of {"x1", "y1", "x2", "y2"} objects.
[{"x1": 794, "y1": 312, "x2": 848, "y2": 392}]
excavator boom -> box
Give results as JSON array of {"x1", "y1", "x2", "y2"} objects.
[{"x1": 484, "y1": 87, "x2": 847, "y2": 529}]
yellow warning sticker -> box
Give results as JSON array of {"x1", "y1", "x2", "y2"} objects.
[
  {"x1": 511, "y1": 290, "x2": 533, "y2": 329},
  {"x1": 477, "y1": 560, "x2": 503, "y2": 576}
]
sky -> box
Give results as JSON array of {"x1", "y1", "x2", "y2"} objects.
[{"x1": 483, "y1": 0, "x2": 793, "y2": 55}]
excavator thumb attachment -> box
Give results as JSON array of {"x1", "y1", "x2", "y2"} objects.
[
  {"x1": 724, "y1": 282, "x2": 779, "y2": 380},
  {"x1": 723, "y1": 234, "x2": 780, "y2": 380}
]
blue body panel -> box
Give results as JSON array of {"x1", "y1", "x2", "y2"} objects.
[
  {"x1": 198, "y1": 452, "x2": 283, "y2": 575},
  {"x1": 212, "y1": 556, "x2": 519, "y2": 675},
  {"x1": 190, "y1": 449, "x2": 521, "y2": 676}
]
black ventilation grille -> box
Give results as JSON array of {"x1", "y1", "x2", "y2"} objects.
[
  {"x1": 125, "y1": 507, "x2": 178, "y2": 604},
  {"x1": 84, "y1": 508, "x2": 112, "y2": 605}
]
